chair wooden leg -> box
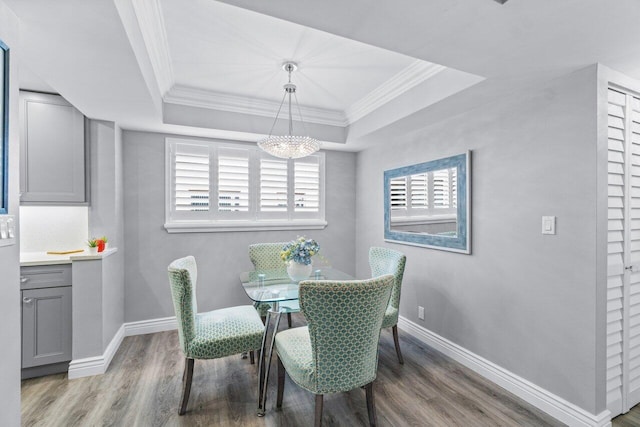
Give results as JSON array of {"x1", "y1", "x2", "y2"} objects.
[
  {"x1": 314, "y1": 394, "x2": 324, "y2": 427},
  {"x1": 365, "y1": 382, "x2": 377, "y2": 426},
  {"x1": 249, "y1": 350, "x2": 255, "y2": 365},
  {"x1": 276, "y1": 356, "x2": 285, "y2": 408},
  {"x1": 179, "y1": 358, "x2": 194, "y2": 415},
  {"x1": 287, "y1": 312, "x2": 292, "y2": 328},
  {"x1": 392, "y1": 325, "x2": 404, "y2": 365}
]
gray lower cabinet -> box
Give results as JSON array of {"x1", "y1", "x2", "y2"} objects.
[
  {"x1": 19, "y1": 91, "x2": 87, "y2": 204},
  {"x1": 21, "y1": 265, "x2": 72, "y2": 379}
]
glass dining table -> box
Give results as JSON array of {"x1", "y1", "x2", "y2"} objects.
[{"x1": 239, "y1": 267, "x2": 354, "y2": 416}]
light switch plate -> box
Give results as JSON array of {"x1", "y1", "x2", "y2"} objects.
[
  {"x1": 542, "y1": 216, "x2": 556, "y2": 235},
  {"x1": 0, "y1": 215, "x2": 16, "y2": 247}
]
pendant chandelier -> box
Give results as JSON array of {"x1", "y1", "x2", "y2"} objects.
[{"x1": 258, "y1": 62, "x2": 320, "y2": 159}]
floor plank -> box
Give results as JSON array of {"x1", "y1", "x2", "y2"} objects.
[
  {"x1": 613, "y1": 403, "x2": 640, "y2": 427},
  {"x1": 22, "y1": 315, "x2": 566, "y2": 426}
]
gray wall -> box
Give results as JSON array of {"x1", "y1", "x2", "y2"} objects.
[
  {"x1": 0, "y1": 3, "x2": 21, "y2": 424},
  {"x1": 355, "y1": 66, "x2": 601, "y2": 413},
  {"x1": 122, "y1": 130, "x2": 356, "y2": 322},
  {"x1": 88, "y1": 120, "x2": 124, "y2": 349}
]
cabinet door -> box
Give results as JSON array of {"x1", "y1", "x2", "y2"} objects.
[
  {"x1": 22, "y1": 286, "x2": 72, "y2": 368},
  {"x1": 19, "y1": 91, "x2": 86, "y2": 204}
]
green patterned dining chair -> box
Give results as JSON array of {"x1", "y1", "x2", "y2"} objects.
[
  {"x1": 248, "y1": 242, "x2": 298, "y2": 327},
  {"x1": 167, "y1": 256, "x2": 265, "y2": 415},
  {"x1": 369, "y1": 246, "x2": 407, "y2": 364},
  {"x1": 275, "y1": 274, "x2": 394, "y2": 427}
]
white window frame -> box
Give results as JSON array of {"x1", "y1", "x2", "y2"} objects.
[{"x1": 164, "y1": 137, "x2": 327, "y2": 233}]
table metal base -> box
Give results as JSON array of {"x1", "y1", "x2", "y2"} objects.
[{"x1": 257, "y1": 304, "x2": 283, "y2": 416}]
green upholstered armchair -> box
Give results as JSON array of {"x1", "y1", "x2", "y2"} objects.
[
  {"x1": 167, "y1": 256, "x2": 265, "y2": 415},
  {"x1": 248, "y1": 242, "x2": 299, "y2": 327},
  {"x1": 275, "y1": 274, "x2": 394, "y2": 427},
  {"x1": 369, "y1": 247, "x2": 407, "y2": 364}
]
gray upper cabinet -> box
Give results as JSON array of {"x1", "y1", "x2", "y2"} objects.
[{"x1": 19, "y1": 91, "x2": 87, "y2": 204}]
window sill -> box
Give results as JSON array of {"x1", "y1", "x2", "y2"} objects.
[{"x1": 164, "y1": 219, "x2": 328, "y2": 233}]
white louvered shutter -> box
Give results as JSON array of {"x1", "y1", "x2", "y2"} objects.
[
  {"x1": 606, "y1": 87, "x2": 640, "y2": 416},
  {"x1": 390, "y1": 176, "x2": 407, "y2": 211},
  {"x1": 217, "y1": 148, "x2": 249, "y2": 215},
  {"x1": 172, "y1": 142, "x2": 210, "y2": 219},
  {"x1": 608, "y1": 87, "x2": 626, "y2": 415},
  {"x1": 451, "y1": 168, "x2": 458, "y2": 209},
  {"x1": 166, "y1": 139, "x2": 326, "y2": 229},
  {"x1": 628, "y1": 94, "x2": 640, "y2": 409},
  {"x1": 410, "y1": 173, "x2": 428, "y2": 210},
  {"x1": 294, "y1": 158, "x2": 320, "y2": 214},
  {"x1": 433, "y1": 169, "x2": 451, "y2": 209},
  {"x1": 260, "y1": 158, "x2": 288, "y2": 213}
]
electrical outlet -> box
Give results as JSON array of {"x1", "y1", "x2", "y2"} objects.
[{"x1": 418, "y1": 306, "x2": 425, "y2": 320}]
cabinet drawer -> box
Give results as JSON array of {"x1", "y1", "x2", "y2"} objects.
[{"x1": 20, "y1": 265, "x2": 72, "y2": 290}]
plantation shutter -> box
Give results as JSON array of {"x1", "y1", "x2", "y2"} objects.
[
  {"x1": 433, "y1": 169, "x2": 451, "y2": 209},
  {"x1": 606, "y1": 87, "x2": 640, "y2": 416},
  {"x1": 294, "y1": 158, "x2": 320, "y2": 213},
  {"x1": 166, "y1": 138, "x2": 326, "y2": 230},
  {"x1": 260, "y1": 158, "x2": 288, "y2": 212},
  {"x1": 627, "y1": 93, "x2": 640, "y2": 409},
  {"x1": 451, "y1": 168, "x2": 458, "y2": 209},
  {"x1": 173, "y1": 143, "x2": 210, "y2": 214},
  {"x1": 390, "y1": 176, "x2": 407, "y2": 210},
  {"x1": 410, "y1": 173, "x2": 428, "y2": 209},
  {"x1": 607, "y1": 87, "x2": 626, "y2": 415},
  {"x1": 217, "y1": 148, "x2": 249, "y2": 214}
]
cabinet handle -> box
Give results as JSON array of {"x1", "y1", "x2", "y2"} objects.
[
  {"x1": 20, "y1": 276, "x2": 29, "y2": 283},
  {"x1": 22, "y1": 297, "x2": 33, "y2": 304}
]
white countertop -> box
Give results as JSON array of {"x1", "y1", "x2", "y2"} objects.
[{"x1": 20, "y1": 248, "x2": 118, "y2": 266}]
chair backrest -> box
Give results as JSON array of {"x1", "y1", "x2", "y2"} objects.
[
  {"x1": 369, "y1": 247, "x2": 406, "y2": 313},
  {"x1": 248, "y1": 242, "x2": 288, "y2": 278},
  {"x1": 299, "y1": 274, "x2": 394, "y2": 393},
  {"x1": 168, "y1": 256, "x2": 198, "y2": 355}
]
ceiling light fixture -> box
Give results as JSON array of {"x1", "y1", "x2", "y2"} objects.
[{"x1": 258, "y1": 62, "x2": 320, "y2": 159}]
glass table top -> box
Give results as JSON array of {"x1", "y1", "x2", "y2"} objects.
[{"x1": 239, "y1": 267, "x2": 354, "y2": 304}]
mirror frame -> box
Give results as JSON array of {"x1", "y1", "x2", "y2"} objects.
[
  {"x1": 0, "y1": 39, "x2": 8, "y2": 215},
  {"x1": 384, "y1": 151, "x2": 471, "y2": 254}
]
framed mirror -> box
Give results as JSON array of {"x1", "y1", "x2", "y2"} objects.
[
  {"x1": 384, "y1": 151, "x2": 470, "y2": 253},
  {"x1": 0, "y1": 39, "x2": 8, "y2": 215}
]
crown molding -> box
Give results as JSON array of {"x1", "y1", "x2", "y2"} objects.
[
  {"x1": 164, "y1": 61, "x2": 445, "y2": 128},
  {"x1": 132, "y1": 0, "x2": 174, "y2": 96},
  {"x1": 346, "y1": 61, "x2": 446, "y2": 124},
  {"x1": 164, "y1": 85, "x2": 348, "y2": 127}
]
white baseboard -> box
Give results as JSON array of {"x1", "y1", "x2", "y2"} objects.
[
  {"x1": 123, "y1": 316, "x2": 177, "y2": 336},
  {"x1": 397, "y1": 316, "x2": 612, "y2": 427},
  {"x1": 68, "y1": 324, "x2": 125, "y2": 380},
  {"x1": 67, "y1": 316, "x2": 177, "y2": 380}
]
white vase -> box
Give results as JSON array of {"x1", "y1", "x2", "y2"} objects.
[
  {"x1": 287, "y1": 261, "x2": 312, "y2": 282},
  {"x1": 88, "y1": 246, "x2": 98, "y2": 255}
]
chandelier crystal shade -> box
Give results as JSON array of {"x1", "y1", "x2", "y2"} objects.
[{"x1": 258, "y1": 62, "x2": 320, "y2": 159}]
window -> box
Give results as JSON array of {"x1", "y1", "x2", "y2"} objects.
[
  {"x1": 165, "y1": 138, "x2": 326, "y2": 232},
  {"x1": 390, "y1": 167, "x2": 457, "y2": 219}
]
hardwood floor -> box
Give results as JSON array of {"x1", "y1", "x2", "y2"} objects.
[
  {"x1": 22, "y1": 315, "x2": 565, "y2": 426},
  {"x1": 613, "y1": 404, "x2": 640, "y2": 426}
]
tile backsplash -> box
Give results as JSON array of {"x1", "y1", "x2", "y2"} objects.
[{"x1": 20, "y1": 206, "x2": 89, "y2": 252}]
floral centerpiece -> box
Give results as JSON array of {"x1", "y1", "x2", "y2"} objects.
[{"x1": 281, "y1": 237, "x2": 320, "y2": 281}]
